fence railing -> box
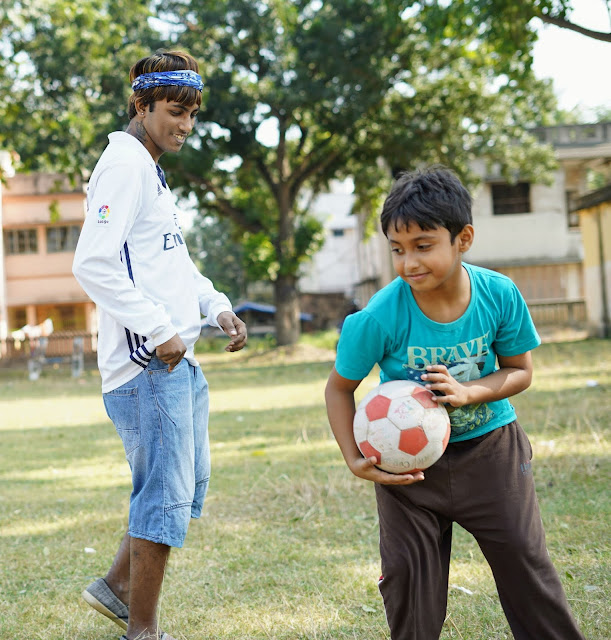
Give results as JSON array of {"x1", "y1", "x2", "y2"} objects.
[
  {"x1": 527, "y1": 299, "x2": 586, "y2": 328},
  {"x1": 0, "y1": 331, "x2": 97, "y2": 362},
  {"x1": 0, "y1": 302, "x2": 589, "y2": 365}
]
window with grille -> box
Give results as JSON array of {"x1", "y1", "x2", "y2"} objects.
[
  {"x1": 4, "y1": 229, "x2": 38, "y2": 255},
  {"x1": 491, "y1": 183, "x2": 531, "y2": 215},
  {"x1": 46, "y1": 225, "x2": 81, "y2": 253}
]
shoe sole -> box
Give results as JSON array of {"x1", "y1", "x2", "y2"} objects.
[{"x1": 82, "y1": 588, "x2": 128, "y2": 630}]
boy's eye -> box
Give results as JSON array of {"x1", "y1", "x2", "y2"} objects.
[{"x1": 417, "y1": 244, "x2": 432, "y2": 251}]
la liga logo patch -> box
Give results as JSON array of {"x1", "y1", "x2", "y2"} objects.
[{"x1": 97, "y1": 205, "x2": 110, "y2": 224}]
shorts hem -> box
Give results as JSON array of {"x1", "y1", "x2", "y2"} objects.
[{"x1": 128, "y1": 529, "x2": 186, "y2": 549}]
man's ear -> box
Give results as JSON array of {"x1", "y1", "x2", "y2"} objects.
[
  {"x1": 134, "y1": 98, "x2": 147, "y2": 116},
  {"x1": 457, "y1": 224, "x2": 474, "y2": 253}
]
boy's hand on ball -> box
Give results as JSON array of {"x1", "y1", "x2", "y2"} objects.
[
  {"x1": 422, "y1": 364, "x2": 470, "y2": 407},
  {"x1": 350, "y1": 455, "x2": 425, "y2": 485},
  {"x1": 217, "y1": 311, "x2": 247, "y2": 352}
]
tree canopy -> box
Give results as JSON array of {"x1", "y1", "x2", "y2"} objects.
[
  {"x1": 3, "y1": 0, "x2": 601, "y2": 343},
  {"x1": 0, "y1": 0, "x2": 159, "y2": 173},
  {"x1": 156, "y1": 0, "x2": 561, "y2": 342}
]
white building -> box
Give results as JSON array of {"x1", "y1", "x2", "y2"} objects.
[{"x1": 299, "y1": 122, "x2": 611, "y2": 331}]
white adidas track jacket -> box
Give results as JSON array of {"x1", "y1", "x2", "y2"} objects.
[{"x1": 73, "y1": 132, "x2": 232, "y2": 392}]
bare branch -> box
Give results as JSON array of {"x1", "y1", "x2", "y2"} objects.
[
  {"x1": 184, "y1": 172, "x2": 264, "y2": 234},
  {"x1": 538, "y1": 13, "x2": 611, "y2": 42},
  {"x1": 296, "y1": 124, "x2": 309, "y2": 158},
  {"x1": 288, "y1": 134, "x2": 336, "y2": 194},
  {"x1": 289, "y1": 148, "x2": 342, "y2": 203},
  {"x1": 254, "y1": 156, "x2": 279, "y2": 200}
]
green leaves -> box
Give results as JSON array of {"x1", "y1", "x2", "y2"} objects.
[
  {"x1": 0, "y1": 0, "x2": 158, "y2": 173},
  {"x1": 1, "y1": 0, "x2": 578, "y2": 341}
]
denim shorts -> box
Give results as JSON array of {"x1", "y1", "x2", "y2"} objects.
[{"x1": 103, "y1": 356, "x2": 210, "y2": 548}]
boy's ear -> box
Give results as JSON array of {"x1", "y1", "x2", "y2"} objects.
[{"x1": 457, "y1": 224, "x2": 474, "y2": 253}]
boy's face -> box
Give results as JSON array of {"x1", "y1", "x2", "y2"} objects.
[
  {"x1": 387, "y1": 222, "x2": 474, "y2": 295},
  {"x1": 138, "y1": 99, "x2": 199, "y2": 162}
]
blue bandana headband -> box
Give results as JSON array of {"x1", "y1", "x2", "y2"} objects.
[{"x1": 131, "y1": 70, "x2": 203, "y2": 92}]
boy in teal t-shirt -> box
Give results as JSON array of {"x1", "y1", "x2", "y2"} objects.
[{"x1": 325, "y1": 167, "x2": 584, "y2": 640}]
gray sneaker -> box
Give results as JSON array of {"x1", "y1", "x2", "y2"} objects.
[{"x1": 82, "y1": 578, "x2": 128, "y2": 630}]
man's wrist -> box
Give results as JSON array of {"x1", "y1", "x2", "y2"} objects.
[{"x1": 151, "y1": 325, "x2": 178, "y2": 347}]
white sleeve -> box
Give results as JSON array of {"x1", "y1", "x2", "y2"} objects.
[
  {"x1": 73, "y1": 162, "x2": 177, "y2": 346},
  {"x1": 189, "y1": 259, "x2": 233, "y2": 328}
]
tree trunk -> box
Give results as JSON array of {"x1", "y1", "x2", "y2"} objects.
[{"x1": 274, "y1": 274, "x2": 300, "y2": 346}]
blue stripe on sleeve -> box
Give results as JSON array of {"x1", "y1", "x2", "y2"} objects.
[
  {"x1": 123, "y1": 242, "x2": 134, "y2": 283},
  {"x1": 130, "y1": 354, "x2": 148, "y2": 369}
]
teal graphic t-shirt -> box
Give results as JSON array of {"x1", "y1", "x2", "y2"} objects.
[{"x1": 336, "y1": 263, "x2": 541, "y2": 442}]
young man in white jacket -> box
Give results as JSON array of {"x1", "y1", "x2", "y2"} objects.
[{"x1": 73, "y1": 51, "x2": 247, "y2": 640}]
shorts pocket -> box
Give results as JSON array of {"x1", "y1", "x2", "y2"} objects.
[{"x1": 103, "y1": 387, "x2": 141, "y2": 455}]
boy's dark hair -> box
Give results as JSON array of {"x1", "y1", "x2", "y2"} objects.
[
  {"x1": 381, "y1": 166, "x2": 472, "y2": 242},
  {"x1": 128, "y1": 50, "x2": 202, "y2": 120}
]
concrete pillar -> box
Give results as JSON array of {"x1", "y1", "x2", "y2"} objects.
[{"x1": 26, "y1": 304, "x2": 37, "y2": 327}]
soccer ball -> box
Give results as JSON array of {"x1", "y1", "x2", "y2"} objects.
[{"x1": 353, "y1": 380, "x2": 451, "y2": 474}]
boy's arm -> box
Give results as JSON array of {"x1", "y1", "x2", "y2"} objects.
[
  {"x1": 325, "y1": 367, "x2": 425, "y2": 485},
  {"x1": 422, "y1": 351, "x2": 533, "y2": 408}
]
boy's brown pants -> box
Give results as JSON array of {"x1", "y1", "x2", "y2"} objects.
[{"x1": 375, "y1": 421, "x2": 585, "y2": 640}]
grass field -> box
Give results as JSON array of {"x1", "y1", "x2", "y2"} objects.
[{"x1": 0, "y1": 337, "x2": 609, "y2": 639}]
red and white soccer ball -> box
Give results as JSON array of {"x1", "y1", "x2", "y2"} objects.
[{"x1": 353, "y1": 380, "x2": 451, "y2": 474}]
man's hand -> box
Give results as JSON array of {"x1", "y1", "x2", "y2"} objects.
[
  {"x1": 349, "y1": 455, "x2": 425, "y2": 486},
  {"x1": 156, "y1": 333, "x2": 187, "y2": 372},
  {"x1": 217, "y1": 311, "x2": 247, "y2": 352}
]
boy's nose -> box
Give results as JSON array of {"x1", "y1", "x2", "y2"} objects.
[{"x1": 402, "y1": 253, "x2": 418, "y2": 274}]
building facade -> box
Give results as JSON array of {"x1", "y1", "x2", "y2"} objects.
[
  {"x1": 0, "y1": 170, "x2": 94, "y2": 354},
  {"x1": 299, "y1": 122, "x2": 611, "y2": 333}
]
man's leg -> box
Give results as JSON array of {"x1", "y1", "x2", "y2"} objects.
[
  {"x1": 104, "y1": 531, "x2": 131, "y2": 605},
  {"x1": 99, "y1": 359, "x2": 204, "y2": 638},
  {"x1": 125, "y1": 537, "x2": 171, "y2": 640}
]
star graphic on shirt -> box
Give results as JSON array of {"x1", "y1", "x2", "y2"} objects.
[{"x1": 402, "y1": 365, "x2": 425, "y2": 384}]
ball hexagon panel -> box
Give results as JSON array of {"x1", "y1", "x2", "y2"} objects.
[
  {"x1": 421, "y1": 411, "x2": 452, "y2": 442},
  {"x1": 359, "y1": 386, "x2": 381, "y2": 408},
  {"x1": 382, "y1": 452, "x2": 419, "y2": 474},
  {"x1": 398, "y1": 426, "x2": 429, "y2": 455},
  {"x1": 388, "y1": 396, "x2": 426, "y2": 430},
  {"x1": 411, "y1": 386, "x2": 438, "y2": 408},
  {"x1": 353, "y1": 408, "x2": 370, "y2": 444},
  {"x1": 365, "y1": 394, "x2": 392, "y2": 421},
  {"x1": 358, "y1": 440, "x2": 381, "y2": 463},
  {"x1": 412, "y1": 440, "x2": 444, "y2": 471},
  {"x1": 368, "y1": 418, "x2": 401, "y2": 454},
  {"x1": 377, "y1": 379, "x2": 417, "y2": 400}
]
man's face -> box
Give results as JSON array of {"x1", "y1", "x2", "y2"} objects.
[{"x1": 140, "y1": 99, "x2": 199, "y2": 162}]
